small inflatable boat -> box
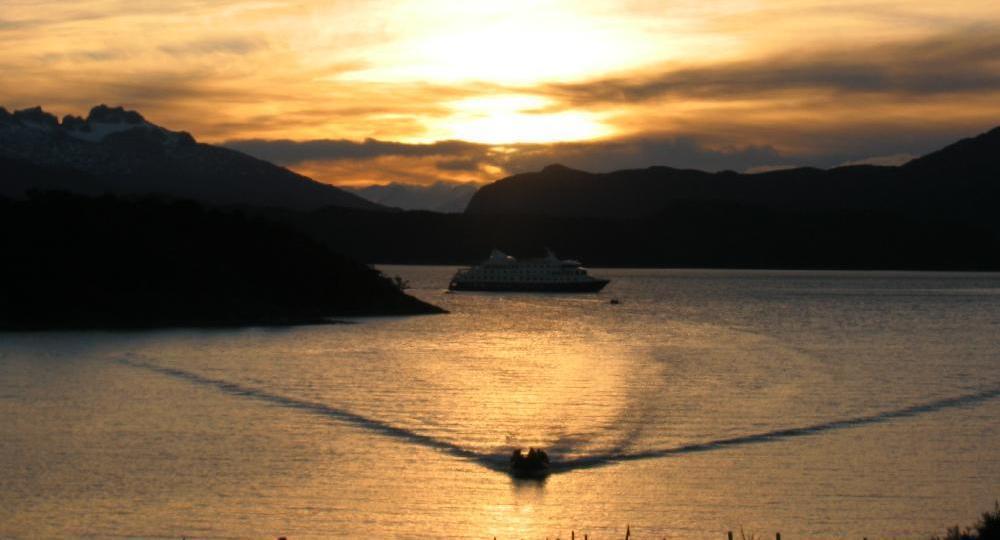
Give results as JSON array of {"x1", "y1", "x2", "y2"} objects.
[{"x1": 510, "y1": 447, "x2": 550, "y2": 478}]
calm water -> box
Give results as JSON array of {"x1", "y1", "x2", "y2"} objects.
[{"x1": 2, "y1": 267, "x2": 999, "y2": 539}]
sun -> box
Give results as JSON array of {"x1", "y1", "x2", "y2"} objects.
[{"x1": 440, "y1": 95, "x2": 612, "y2": 145}]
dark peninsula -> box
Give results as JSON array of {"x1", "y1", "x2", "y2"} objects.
[{"x1": 0, "y1": 191, "x2": 443, "y2": 330}]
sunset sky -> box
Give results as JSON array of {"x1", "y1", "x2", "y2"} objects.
[{"x1": 2, "y1": 0, "x2": 999, "y2": 186}]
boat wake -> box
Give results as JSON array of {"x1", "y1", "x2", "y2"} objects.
[
  {"x1": 119, "y1": 357, "x2": 1000, "y2": 475},
  {"x1": 117, "y1": 357, "x2": 497, "y2": 467},
  {"x1": 553, "y1": 385, "x2": 1000, "y2": 472}
]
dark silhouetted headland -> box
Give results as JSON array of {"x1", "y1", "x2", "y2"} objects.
[{"x1": 0, "y1": 192, "x2": 442, "y2": 330}]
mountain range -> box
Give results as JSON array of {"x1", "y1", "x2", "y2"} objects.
[
  {"x1": 277, "y1": 125, "x2": 1000, "y2": 270},
  {"x1": 0, "y1": 105, "x2": 384, "y2": 211},
  {"x1": 3, "y1": 103, "x2": 1000, "y2": 269},
  {"x1": 467, "y1": 127, "x2": 1000, "y2": 233}
]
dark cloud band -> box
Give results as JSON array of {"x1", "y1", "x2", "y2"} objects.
[
  {"x1": 225, "y1": 138, "x2": 484, "y2": 164},
  {"x1": 225, "y1": 134, "x2": 790, "y2": 177},
  {"x1": 543, "y1": 28, "x2": 1000, "y2": 106}
]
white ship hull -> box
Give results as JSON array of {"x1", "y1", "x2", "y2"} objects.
[
  {"x1": 449, "y1": 278, "x2": 609, "y2": 292},
  {"x1": 448, "y1": 249, "x2": 609, "y2": 293}
]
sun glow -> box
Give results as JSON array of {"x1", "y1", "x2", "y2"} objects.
[
  {"x1": 440, "y1": 95, "x2": 612, "y2": 144},
  {"x1": 339, "y1": 1, "x2": 671, "y2": 86}
]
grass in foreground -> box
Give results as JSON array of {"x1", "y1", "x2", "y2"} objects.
[{"x1": 932, "y1": 502, "x2": 1000, "y2": 540}]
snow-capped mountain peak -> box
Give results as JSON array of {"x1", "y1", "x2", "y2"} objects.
[{"x1": 0, "y1": 104, "x2": 193, "y2": 145}]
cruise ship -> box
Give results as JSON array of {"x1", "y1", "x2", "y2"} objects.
[{"x1": 449, "y1": 249, "x2": 609, "y2": 292}]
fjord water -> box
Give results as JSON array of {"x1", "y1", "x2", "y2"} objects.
[{"x1": 2, "y1": 268, "x2": 999, "y2": 539}]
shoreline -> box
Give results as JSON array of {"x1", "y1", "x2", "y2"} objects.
[
  {"x1": 0, "y1": 306, "x2": 447, "y2": 332},
  {"x1": 374, "y1": 261, "x2": 1000, "y2": 273}
]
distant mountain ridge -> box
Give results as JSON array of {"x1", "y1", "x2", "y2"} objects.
[
  {"x1": 465, "y1": 126, "x2": 1000, "y2": 231},
  {"x1": 345, "y1": 181, "x2": 481, "y2": 212},
  {"x1": 0, "y1": 105, "x2": 385, "y2": 211}
]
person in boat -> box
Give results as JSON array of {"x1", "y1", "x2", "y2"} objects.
[{"x1": 511, "y1": 447, "x2": 550, "y2": 468}]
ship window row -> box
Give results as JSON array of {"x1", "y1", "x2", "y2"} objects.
[
  {"x1": 475, "y1": 269, "x2": 585, "y2": 274},
  {"x1": 484, "y1": 263, "x2": 577, "y2": 268},
  {"x1": 471, "y1": 275, "x2": 584, "y2": 281},
  {"x1": 471, "y1": 271, "x2": 581, "y2": 277},
  {"x1": 475, "y1": 277, "x2": 579, "y2": 281}
]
